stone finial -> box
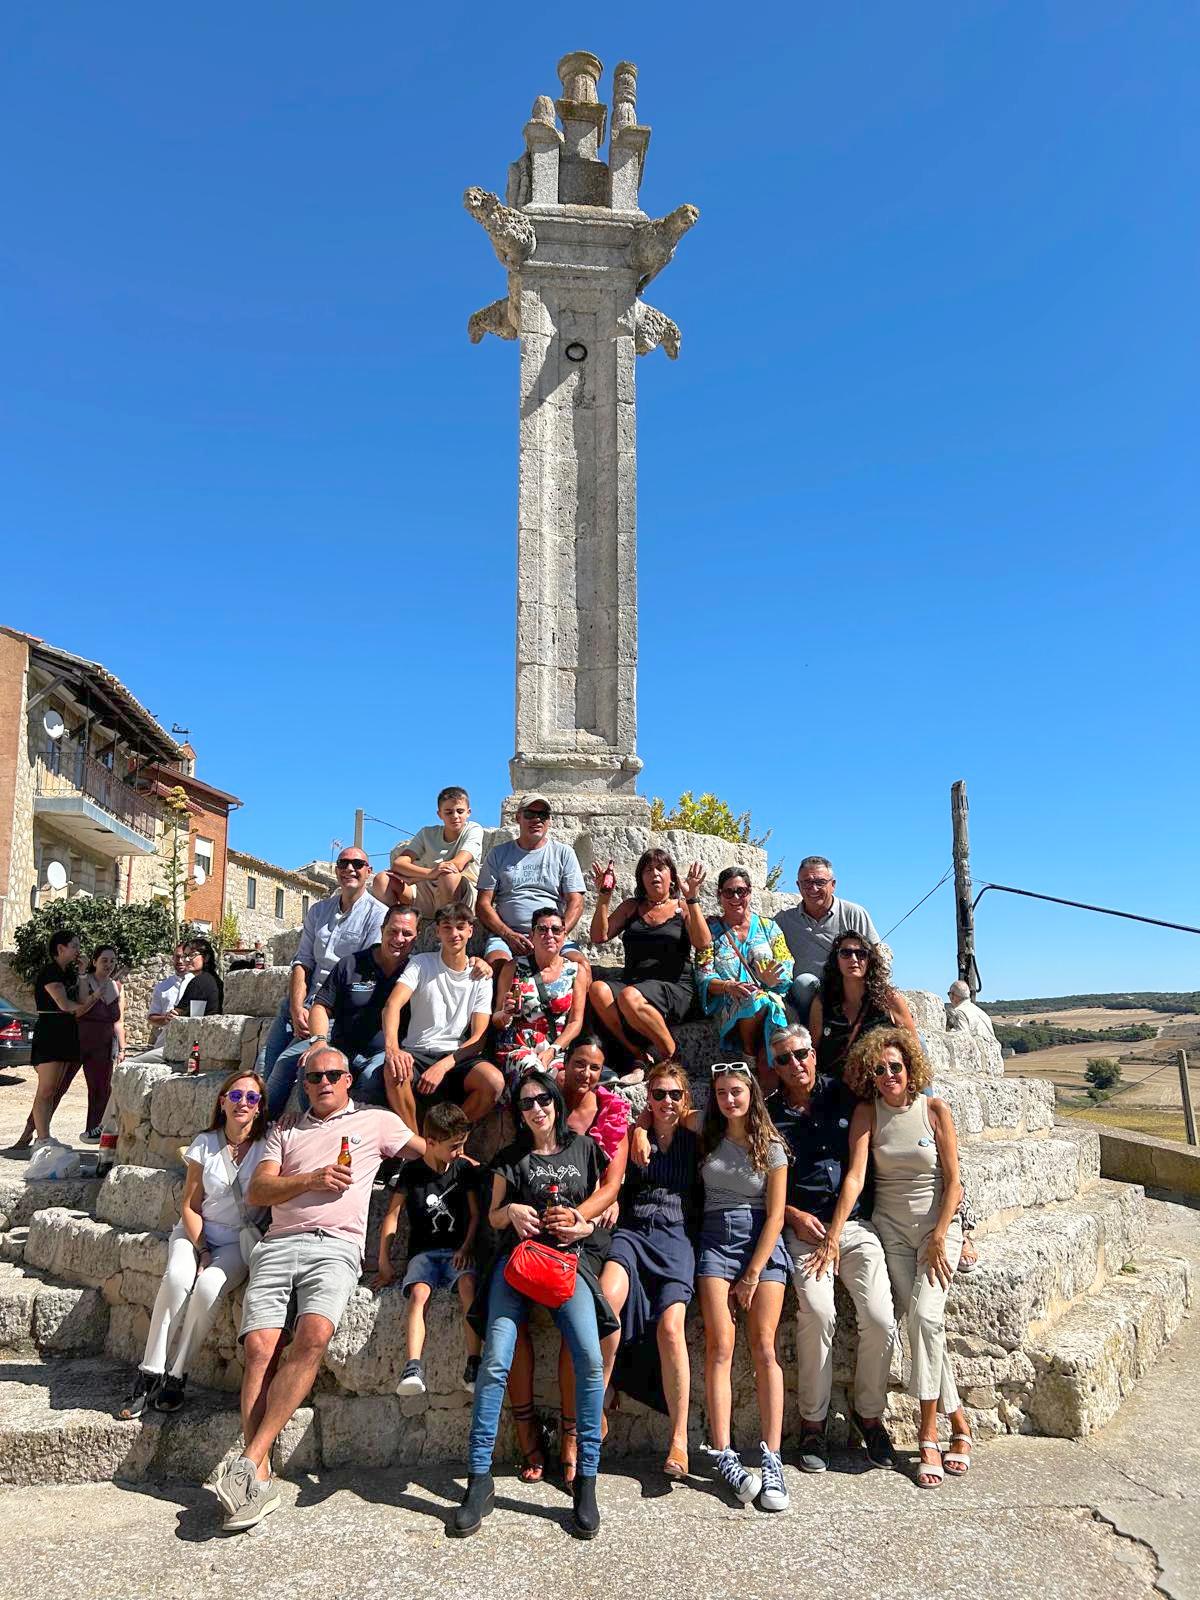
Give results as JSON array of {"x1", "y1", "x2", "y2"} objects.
[
  {"x1": 557, "y1": 50, "x2": 602, "y2": 103},
  {"x1": 612, "y1": 61, "x2": 638, "y2": 129},
  {"x1": 530, "y1": 94, "x2": 557, "y2": 127}
]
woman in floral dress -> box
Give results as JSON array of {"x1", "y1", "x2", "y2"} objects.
[
  {"x1": 695, "y1": 866, "x2": 793, "y2": 1088},
  {"x1": 492, "y1": 904, "x2": 589, "y2": 1097}
]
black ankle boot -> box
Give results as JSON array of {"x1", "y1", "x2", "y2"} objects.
[
  {"x1": 571, "y1": 1474, "x2": 600, "y2": 1539},
  {"x1": 450, "y1": 1472, "x2": 495, "y2": 1538}
]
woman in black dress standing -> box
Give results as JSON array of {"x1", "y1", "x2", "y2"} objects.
[
  {"x1": 25, "y1": 930, "x2": 101, "y2": 1145},
  {"x1": 588, "y1": 850, "x2": 709, "y2": 1082}
]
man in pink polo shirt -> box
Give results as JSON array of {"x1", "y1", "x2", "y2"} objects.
[{"x1": 215, "y1": 1045, "x2": 422, "y2": 1533}]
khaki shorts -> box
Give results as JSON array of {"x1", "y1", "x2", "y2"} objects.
[
  {"x1": 239, "y1": 1231, "x2": 361, "y2": 1339},
  {"x1": 411, "y1": 861, "x2": 479, "y2": 919}
]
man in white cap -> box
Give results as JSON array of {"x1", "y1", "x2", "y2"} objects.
[
  {"x1": 946, "y1": 980, "x2": 997, "y2": 1041},
  {"x1": 475, "y1": 794, "x2": 586, "y2": 976}
]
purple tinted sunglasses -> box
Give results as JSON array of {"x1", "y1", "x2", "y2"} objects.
[{"x1": 224, "y1": 1089, "x2": 261, "y2": 1106}]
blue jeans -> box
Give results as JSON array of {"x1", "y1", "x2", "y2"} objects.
[
  {"x1": 787, "y1": 972, "x2": 821, "y2": 1025},
  {"x1": 260, "y1": 994, "x2": 311, "y2": 1119},
  {"x1": 468, "y1": 1257, "x2": 604, "y2": 1477}
]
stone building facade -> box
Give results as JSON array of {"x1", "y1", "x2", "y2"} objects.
[{"x1": 223, "y1": 850, "x2": 325, "y2": 948}]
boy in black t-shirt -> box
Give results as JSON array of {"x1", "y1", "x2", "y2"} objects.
[{"x1": 374, "y1": 1102, "x2": 482, "y2": 1394}]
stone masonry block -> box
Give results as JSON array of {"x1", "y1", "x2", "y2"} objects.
[
  {"x1": 111, "y1": 1057, "x2": 174, "y2": 1120},
  {"x1": 0, "y1": 1265, "x2": 39, "y2": 1351},
  {"x1": 316, "y1": 1393, "x2": 403, "y2": 1468},
  {"x1": 118, "y1": 1230, "x2": 169, "y2": 1278},
  {"x1": 24, "y1": 1209, "x2": 123, "y2": 1288},
  {"x1": 161, "y1": 1015, "x2": 258, "y2": 1066},
  {"x1": 97, "y1": 1166, "x2": 182, "y2": 1233},
  {"x1": 904, "y1": 990, "x2": 948, "y2": 1036},
  {"x1": 149, "y1": 1071, "x2": 225, "y2": 1140},
  {"x1": 224, "y1": 966, "x2": 291, "y2": 1018},
  {"x1": 32, "y1": 1283, "x2": 109, "y2": 1353},
  {"x1": 0, "y1": 1177, "x2": 103, "y2": 1231}
]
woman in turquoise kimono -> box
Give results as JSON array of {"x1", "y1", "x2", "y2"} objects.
[{"x1": 695, "y1": 867, "x2": 793, "y2": 1088}]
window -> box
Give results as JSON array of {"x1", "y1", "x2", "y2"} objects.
[
  {"x1": 191, "y1": 920, "x2": 212, "y2": 934},
  {"x1": 246, "y1": 876, "x2": 257, "y2": 910},
  {"x1": 194, "y1": 836, "x2": 214, "y2": 880},
  {"x1": 302, "y1": 895, "x2": 310, "y2": 917},
  {"x1": 274, "y1": 887, "x2": 285, "y2": 920}
]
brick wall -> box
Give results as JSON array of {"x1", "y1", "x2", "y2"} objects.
[{"x1": 184, "y1": 801, "x2": 230, "y2": 930}]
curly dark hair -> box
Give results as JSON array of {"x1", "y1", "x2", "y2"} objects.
[
  {"x1": 820, "y1": 930, "x2": 894, "y2": 1015},
  {"x1": 843, "y1": 1027, "x2": 934, "y2": 1104}
]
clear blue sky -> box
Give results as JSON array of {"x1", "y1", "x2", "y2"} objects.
[{"x1": 4, "y1": 3, "x2": 1196, "y2": 999}]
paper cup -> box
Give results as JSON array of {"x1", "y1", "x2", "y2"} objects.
[{"x1": 188, "y1": 1000, "x2": 207, "y2": 1019}]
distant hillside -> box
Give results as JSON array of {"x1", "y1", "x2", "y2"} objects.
[
  {"x1": 994, "y1": 1022, "x2": 1157, "y2": 1053},
  {"x1": 988, "y1": 992, "x2": 1200, "y2": 1016}
]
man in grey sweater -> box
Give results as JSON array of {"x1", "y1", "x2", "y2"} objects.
[{"x1": 774, "y1": 856, "x2": 879, "y2": 1025}]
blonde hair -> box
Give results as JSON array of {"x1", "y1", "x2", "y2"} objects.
[
  {"x1": 646, "y1": 1060, "x2": 694, "y2": 1124},
  {"x1": 843, "y1": 1027, "x2": 933, "y2": 1104}
]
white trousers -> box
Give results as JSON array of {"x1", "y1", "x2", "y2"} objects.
[
  {"x1": 788, "y1": 1217, "x2": 895, "y2": 1422},
  {"x1": 875, "y1": 1214, "x2": 962, "y2": 1410},
  {"x1": 141, "y1": 1225, "x2": 247, "y2": 1379}
]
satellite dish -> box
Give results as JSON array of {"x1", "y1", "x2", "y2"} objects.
[
  {"x1": 43, "y1": 711, "x2": 65, "y2": 741},
  {"x1": 45, "y1": 860, "x2": 68, "y2": 890},
  {"x1": 193, "y1": 865, "x2": 207, "y2": 887}
]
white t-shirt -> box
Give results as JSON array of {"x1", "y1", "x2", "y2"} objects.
[
  {"x1": 400, "y1": 952, "x2": 493, "y2": 1055},
  {"x1": 150, "y1": 973, "x2": 189, "y2": 1017},
  {"x1": 400, "y1": 822, "x2": 485, "y2": 873},
  {"x1": 183, "y1": 1130, "x2": 267, "y2": 1248}
]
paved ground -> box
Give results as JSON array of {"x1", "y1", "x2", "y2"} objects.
[{"x1": 0, "y1": 1065, "x2": 88, "y2": 1152}]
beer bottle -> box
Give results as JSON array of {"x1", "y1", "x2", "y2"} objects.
[
  {"x1": 186, "y1": 1041, "x2": 201, "y2": 1075},
  {"x1": 337, "y1": 1136, "x2": 352, "y2": 1171},
  {"x1": 95, "y1": 1130, "x2": 118, "y2": 1178}
]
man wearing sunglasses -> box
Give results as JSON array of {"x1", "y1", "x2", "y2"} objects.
[
  {"x1": 218, "y1": 1045, "x2": 422, "y2": 1533},
  {"x1": 259, "y1": 848, "x2": 387, "y2": 1118},
  {"x1": 765, "y1": 1025, "x2": 895, "y2": 1475},
  {"x1": 773, "y1": 857, "x2": 880, "y2": 1028},
  {"x1": 476, "y1": 794, "x2": 587, "y2": 975}
]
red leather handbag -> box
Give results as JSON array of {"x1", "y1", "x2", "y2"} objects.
[{"x1": 503, "y1": 1239, "x2": 578, "y2": 1308}]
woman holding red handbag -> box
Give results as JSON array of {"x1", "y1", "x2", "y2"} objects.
[{"x1": 453, "y1": 1072, "x2": 617, "y2": 1543}]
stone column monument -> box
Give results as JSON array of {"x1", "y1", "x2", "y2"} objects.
[{"x1": 465, "y1": 51, "x2": 698, "y2": 841}]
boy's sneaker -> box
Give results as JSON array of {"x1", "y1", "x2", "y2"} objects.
[
  {"x1": 758, "y1": 1442, "x2": 790, "y2": 1511},
  {"x1": 398, "y1": 1358, "x2": 427, "y2": 1395},
  {"x1": 461, "y1": 1355, "x2": 481, "y2": 1394},
  {"x1": 712, "y1": 1445, "x2": 761, "y2": 1505},
  {"x1": 79, "y1": 1127, "x2": 102, "y2": 1145},
  {"x1": 223, "y1": 1471, "x2": 281, "y2": 1533}
]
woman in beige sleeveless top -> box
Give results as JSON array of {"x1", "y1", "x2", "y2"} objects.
[{"x1": 809, "y1": 1027, "x2": 974, "y2": 1487}]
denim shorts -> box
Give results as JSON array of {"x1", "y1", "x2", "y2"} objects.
[
  {"x1": 402, "y1": 1247, "x2": 471, "y2": 1296},
  {"x1": 696, "y1": 1206, "x2": 792, "y2": 1284}
]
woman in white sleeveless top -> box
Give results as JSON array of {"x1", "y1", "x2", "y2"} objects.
[{"x1": 809, "y1": 1028, "x2": 974, "y2": 1487}]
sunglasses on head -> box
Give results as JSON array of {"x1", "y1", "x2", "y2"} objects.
[
  {"x1": 873, "y1": 1061, "x2": 905, "y2": 1078},
  {"x1": 711, "y1": 1061, "x2": 753, "y2": 1079},
  {"x1": 305, "y1": 1069, "x2": 348, "y2": 1085},
  {"x1": 519, "y1": 1091, "x2": 554, "y2": 1110},
  {"x1": 223, "y1": 1088, "x2": 261, "y2": 1106},
  {"x1": 773, "y1": 1047, "x2": 813, "y2": 1066},
  {"x1": 337, "y1": 857, "x2": 368, "y2": 870},
  {"x1": 650, "y1": 1086, "x2": 685, "y2": 1102}
]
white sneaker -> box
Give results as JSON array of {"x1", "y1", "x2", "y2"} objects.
[
  {"x1": 712, "y1": 1445, "x2": 762, "y2": 1504},
  {"x1": 214, "y1": 1454, "x2": 256, "y2": 1515},
  {"x1": 759, "y1": 1442, "x2": 790, "y2": 1511},
  {"x1": 223, "y1": 1471, "x2": 281, "y2": 1532}
]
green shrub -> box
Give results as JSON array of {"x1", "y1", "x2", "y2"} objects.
[
  {"x1": 650, "y1": 790, "x2": 783, "y2": 889},
  {"x1": 1085, "y1": 1056, "x2": 1122, "y2": 1094},
  {"x1": 11, "y1": 899, "x2": 182, "y2": 983}
]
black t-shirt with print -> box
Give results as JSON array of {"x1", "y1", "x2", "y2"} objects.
[
  {"x1": 388, "y1": 1156, "x2": 476, "y2": 1257},
  {"x1": 314, "y1": 944, "x2": 408, "y2": 1057},
  {"x1": 492, "y1": 1133, "x2": 606, "y2": 1256}
]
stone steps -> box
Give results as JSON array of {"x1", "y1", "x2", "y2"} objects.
[
  {"x1": 960, "y1": 1126, "x2": 1100, "y2": 1232},
  {"x1": 0, "y1": 1261, "x2": 108, "y2": 1357}
]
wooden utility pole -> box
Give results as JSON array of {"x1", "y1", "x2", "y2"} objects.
[
  {"x1": 951, "y1": 780, "x2": 978, "y2": 998},
  {"x1": 353, "y1": 809, "x2": 365, "y2": 850},
  {"x1": 1179, "y1": 1050, "x2": 1197, "y2": 1147}
]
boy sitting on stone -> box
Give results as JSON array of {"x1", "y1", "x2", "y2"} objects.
[
  {"x1": 373, "y1": 1101, "x2": 482, "y2": 1396},
  {"x1": 371, "y1": 786, "x2": 485, "y2": 919}
]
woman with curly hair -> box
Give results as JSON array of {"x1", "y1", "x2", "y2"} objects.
[
  {"x1": 693, "y1": 1060, "x2": 791, "y2": 1510},
  {"x1": 809, "y1": 930, "x2": 916, "y2": 1080},
  {"x1": 810, "y1": 1029, "x2": 973, "y2": 1489}
]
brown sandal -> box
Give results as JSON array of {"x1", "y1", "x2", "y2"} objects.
[
  {"x1": 512, "y1": 1403, "x2": 546, "y2": 1484},
  {"x1": 664, "y1": 1446, "x2": 689, "y2": 1479}
]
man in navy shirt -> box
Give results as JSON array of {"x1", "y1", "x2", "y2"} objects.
[{"x1": 766, "y1": 1024, "x2": 896, "y2": 1473}]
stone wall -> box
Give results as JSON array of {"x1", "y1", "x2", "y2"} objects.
[
  {"x1": 224, "y1": 854, "x2": 314, "y2": 948},
  {"x1": 0, "y1": 636, "x2": 37, "y2": 951}
]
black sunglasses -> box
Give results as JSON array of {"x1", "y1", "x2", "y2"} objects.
[
  {"x1": 838, "y1": 947, "x2": 868, "y2": 960},
  {"x1": 337, "y1": 857, "x2": 369, "y2": 870},
  {"x1": 773, "y1": 1047, "x2": 813, "y2": 1066},
  {"x1": 522, "y1": 809, "x2": 551, "y2": 821},
  {"x1": 720, "y1": 885, "x2": 751, "y2": 898},
  {"x1": 519, "y1": 1091, "x2": 554, "y2": 1110},
  {"x1": 650, "y1": 1087, "x2": 684, "y2": 1102},
  {"x1": 305, "y1": 1069, "x2": 348, "y2": 1084}
]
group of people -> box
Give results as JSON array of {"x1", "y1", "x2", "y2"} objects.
[{"x1": 89, "y1": 784, "x2": 981, "y2": 1541}]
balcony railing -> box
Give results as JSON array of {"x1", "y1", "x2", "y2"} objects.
[{"x1": 34, "y1": 737, "x2": 161, "y2": 842}]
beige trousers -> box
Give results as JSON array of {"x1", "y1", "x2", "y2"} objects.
[
  {"x1": 787, "y1": 1217, "x2": 896, "y2": 1422},
  {"x1": 875, "y1": 1214, "x2": 963, "y2": 1409}
]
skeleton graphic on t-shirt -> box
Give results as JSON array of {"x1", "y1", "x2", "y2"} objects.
[{"x1": 424, "y1": 1180, "x2": 460, "y2": 1236}]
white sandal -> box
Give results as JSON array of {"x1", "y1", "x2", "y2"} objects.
[
  {"x1": 916, "y1": 1438, "x2": 944, "y2": 1488},
  {"x1": 942, "y1": 1432, "x2": 973, "y2": 1476}
]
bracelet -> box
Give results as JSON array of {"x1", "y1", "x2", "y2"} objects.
[{"x1": 685, "y1": 897, "x2": 700, "y2": 905}]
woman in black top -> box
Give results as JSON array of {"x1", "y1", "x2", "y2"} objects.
[
  {"x1": 175, "y1": 937, "x2": 224, "y2": 1017},
  {"x1": 600, "y1": 1059, "x2": 699, "y2": 1480},
  {"x1": 588, "y1": 849, "x2": 709, "y2": 1082},
  {"x1": 810, "y1": 931, "x2": 916, "y2": 1079},
  {"x1": 24, "y1": 929, "x2": 102, "y2": 1145},
  {"x1": 453, "y1": 1072, "x2": 615, "y2": 1542}
]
